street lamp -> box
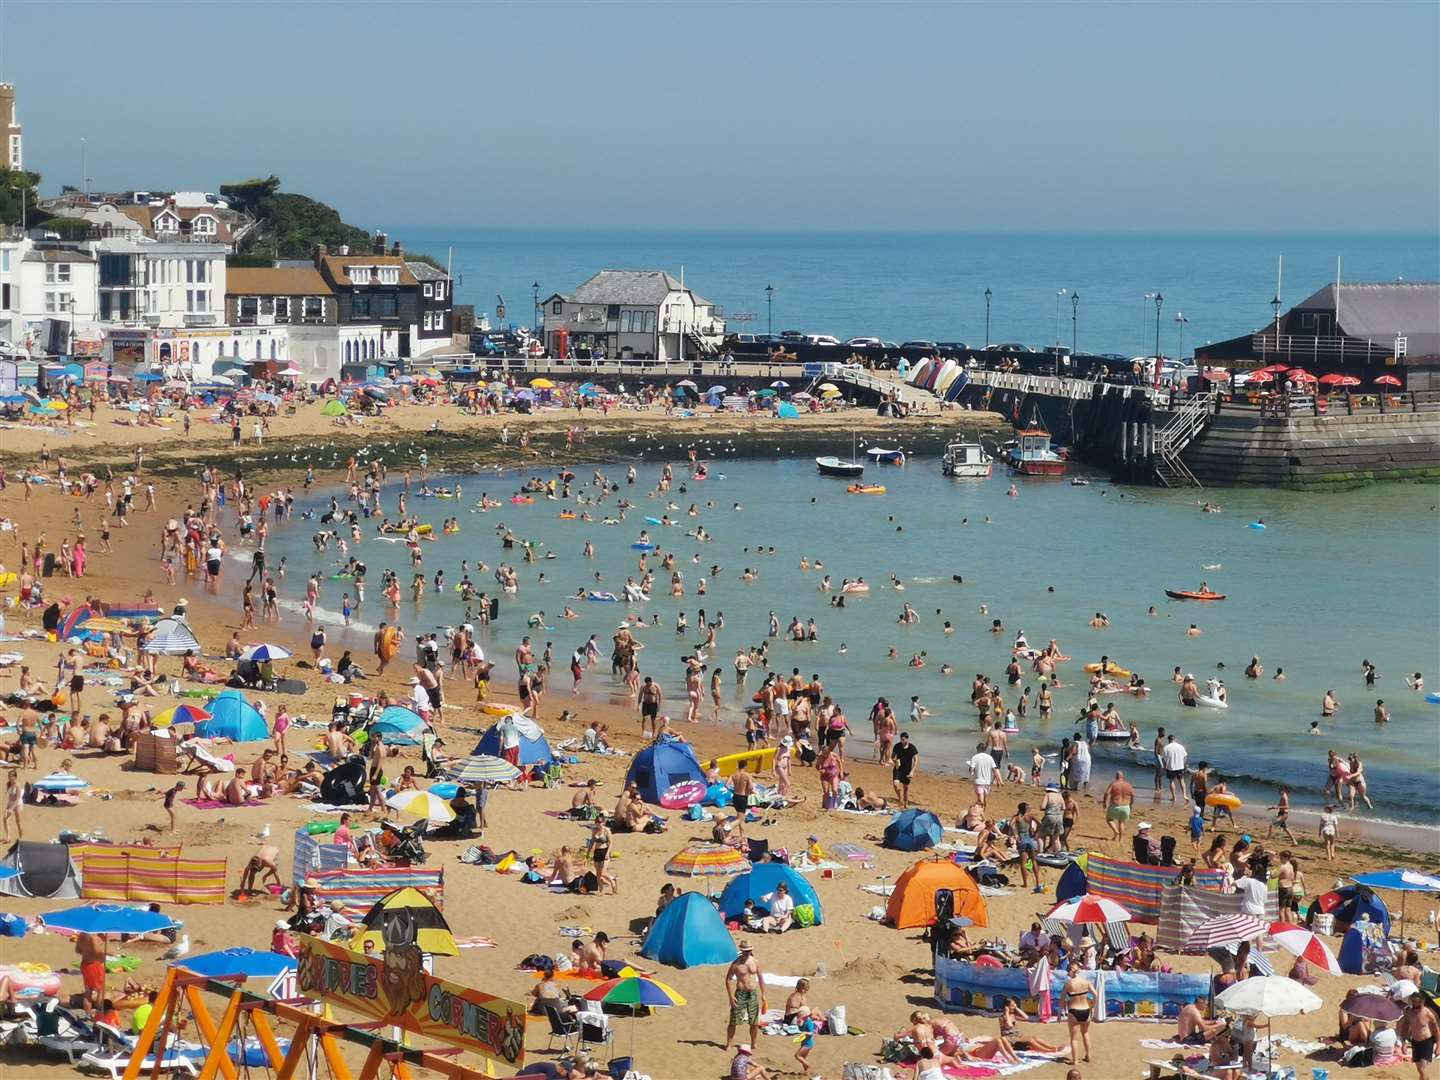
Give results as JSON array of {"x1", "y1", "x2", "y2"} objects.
[
  {"x1": 1174, "y1": 312, "x2": 1188, "y2": 362},
  {"x1": 1071, "y1": 291, "x2": 1080, "y2": 358},
  {"x1": 984, "y1": 287, "x2": 992, "y2": 348},
  {"x1": 1142, "y1": 293, "x2": 1156, "y2": 356},
  {"x1": 765, "y1": 284, "x2": 774, "y2": 339},
  {"x1": 1054, "y1": 288, "x2": 1068, "y2": 351},
  {"x1": 1153, "y1": 293, "x2": 1164, "y2": 386},
  {"x1": 1270, "y1": 294, "x2": 1283, "y2": 360},
  {"x1": 531, "y1": 281, "x2": 540, "y2": 332}
]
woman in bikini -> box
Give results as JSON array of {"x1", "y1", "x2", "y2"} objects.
[{"x1": 1064, "y1": 971, "x2": 1094, "y2": 1065}]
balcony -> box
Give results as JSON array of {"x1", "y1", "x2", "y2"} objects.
[{"x1": 1251, "y1": 332, "x2": 1403, "y2": 365}]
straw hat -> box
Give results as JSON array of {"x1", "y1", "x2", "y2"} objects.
[{"x1": 1078, "y1": 934, "x2": 1095, "y2": 949}]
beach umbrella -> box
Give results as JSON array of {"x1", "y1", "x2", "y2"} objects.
[
  {"x1": 674, "y1": 379, "x2": 698, "y2": 390},
  {"x1": 253, "y1": 392, "x2": 280, "y2": 405},
  {"x1": 153, "y1": 704, "x2": 212, "y2": 729},
  {"x1": 132, "y1": 372, "x2": 164, "y2": 383},
  {"x1": 278, "y1": 365, "x2": 303, "y2": 378},
  {"x1": 664, "y1": 844, "x2": 749, "y2": 877},
  {"x1": 817, "y1": 383, "x2": 839, "y2": 392},
  {"x1": 1199, "y1": 369, "x2": 1230, "y2": 382},
  {"x1": 1045, "y1": 894, "x2": 1132, "y2": 926},
  {"x1": 1216, "y1": 975, "x2": 1321, "y2": 1016},
  {"x1": 1266, "y1": 923, "x2": 1342, "y2": 976},
  {"x1": 43, "y1": 903, "x2": 175, "y2": 936},
  {"x1": 240, "y1": 643, "x2": 293, "y2": 662},
  {"x1": 1185, "y1": 913, "x2": 1267, "y2": 951},
  {"x1": 819, "y1": 387, "x2": 843, "y2": 399},
  {"x1": 386, "y1": 790, "x2": 455, "y2": 823},
  {"x1": 1286, "y1": 368, "x2": 1316, "y2": 381},
  {"x1": 1340, "y1": 992, "x2": 1404, "y2": 1023},
  {"x1": 394, "y1": 374, "x2": 415, "y2": 384},
  {"x1": 0, "y1": 394, "x2": 25, "y2": 405},
  {"x1": 1350, "y1": 869, "x2": 1440, "y2": 940},
  {"x1": 175, "y1": 947, "x2": 296, "y2": 979},
  {"x1": 756, "y1": 388, "x2": 776, "y2": 397},
  {"x1": 1253, "y1": 364, "x2": 1289, "y2": 375},
  {"x1": 1247, "y1": 371, "x2": 1276, "y2": 384},
  {"x1": 1317, "y1": 373, "x2": 1360, "y2": 387},
  {"x1": 32, "y1": 772, "x2": 90, "y2": 792},
  {"x1": 583, "y1": 976, "x2": 686, "y2": 1067},
  {"x1": 769, "y1": 380, "x2": 789, "y2": 388},
  {"x1": 514, "y1": 389, "x2": 536, "y2": 401},
  {"x1": 352, "y1": 887, "x2": 457, "y2": 957},
  {"x1": 1373, "y1": 374, "x2": 1402, "y2": 387},
  {"x1": 529, "y1": 377, "x2": 555, "y2": 389},
  {"x1": 320, "y1": 400, "x2": 348, "y2": 416},
  {"x1": 705, "y1": 385, "x2": 727, "y2": 395},
  {"x1": 447, "y1": 755, "x2": 520, "y2": 784},
  {"x1": 44, "y1": 399, "x2": 68, "y2": 410},
  {"x1": 207, "y1": 373, "x2": 235, "y2": 386}
]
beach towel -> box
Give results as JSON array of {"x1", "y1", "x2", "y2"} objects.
[
  {"x1": 182, "y1": 797, "x2": 265, "y2": 809},
  {"x1": 861, "y1": 883, "x2": 895, "y2": 896}
]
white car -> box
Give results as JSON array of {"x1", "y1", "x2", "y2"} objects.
[
  {"x1": 844, "y1": 337, "x2": 883, "y2": 348},
  {"x1": 807, "y1": 335, "x2": 841, "y2": 347}
]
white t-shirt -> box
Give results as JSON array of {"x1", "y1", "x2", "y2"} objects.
[
  {"x1": 763, "y1": 891, "x2": 794, "y2": 917},
  {"x1": 1160, "y1": 741, "x2": 1188, "y2": 771},
  {"x1": 1237, "y1": 876, "x2": 1268, "y2": 916},
  {"x1": 968, "y1": 752, "x2": 997, "y2": 787},
  {"x1": 497, "y1": 718, "x2": 521, "y2": 750}
]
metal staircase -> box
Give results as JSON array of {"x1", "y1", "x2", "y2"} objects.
[
  {"x1": 1151, "y1": 394, "x2": 1212, "y2": 488},
  {"x1": 822, "y1": 367, "x2": 933, "y2": 409}
]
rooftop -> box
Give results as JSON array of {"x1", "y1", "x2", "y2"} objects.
[
  {"x1": 405, "y1": 260, "x2": 449, "y2": 282},
  {"x1": 227, "y1": 266, "x2": 332, "y2": 296},
  {"x1": 319, "y1": 253, "x2": 418, "y2": 288},
  {"x1": 568, "y1": 269, "x2": 712, "y2": 308},
  {"x1": 1295, "y1": 281, "x2": 1440, "y2": 356}
]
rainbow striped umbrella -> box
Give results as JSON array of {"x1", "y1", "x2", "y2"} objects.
[
  {"x1": 154, "y1": 704, "x2": 212, "y2": 728},
  {"x1": 582, "y1": 976, "x2": 686, "y2": 1065},
  {"x1": 447, "y1": 754, "x2": 520, "y2": 784},
  {"x1": 664, "y1": 844, "x2": 748, "y2": 877}
]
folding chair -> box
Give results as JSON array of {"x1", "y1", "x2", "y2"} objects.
[{"x1": 542, "y1": 1004, "x2": 579, "y2": 1053}]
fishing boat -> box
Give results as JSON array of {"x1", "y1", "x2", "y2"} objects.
[
  {"x1": 1008, "y1": 427, "x2": 1066, "y2": 476},
  {"x1": 816, "y1": 429, "x2": 865, "y2": 478},
  {"x1": 866, "y1": 447, "x2": 906, "y2": 465},
  {"x1": 941, "y1": 440, "x2": 991, "y2": 477}
]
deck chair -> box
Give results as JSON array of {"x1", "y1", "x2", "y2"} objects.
[
  {"x1": 542, "y1": 1004, "x2": 579, "y2": 1053},
  {"x1": 37, "y1": 1007, "x2": 102, "y2": 1063},
  {"x1": 541, "y1": 763, "x2": 564, "y2": 788},
  {"x1": 80, "y1": 1022, "x2": 198, "y2": 1079},
  {"x1": 746, "y1": 837, "x2": 769, "y2": 863},
  {"x1": 178, "y1": 741, "x2": 235, "y2": 775},
  {"x1": 577, "y1": 1006, "x2": 613, "y2": 1054}
]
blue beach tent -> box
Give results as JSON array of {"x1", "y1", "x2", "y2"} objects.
[
  {"x1": 1055, "y1": 860, "x2": 1088, "y2": 902},
  {"x1": 625, "y1": 741, "x2": 704, "y2": 804},
  {"x1": 639, "y1": 891, "x2": 738, "y2": 968},
  {"x1": 718, "y1": 863, "x2": 823, "y2": 925},
  {"x1": 195, "y1": 691, "x2": 269, "y2": 742},
  {"x1": 1306, "y1": 883, "x2": 1390, "y2": 937},
  {"x1": 883, "y1": 809, "x2": 943, "y2": 852},
  {"x1": 471, "y1": 722, "x2": 555, "y2": 767}
]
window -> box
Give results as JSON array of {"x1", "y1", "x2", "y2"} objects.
[
  {"x1": 186, "y1": 289, "x2": 210, "y2": 313},
  {"x1": 620, "y1": 311, "x2": 632, "y2": 333},
  {"x1": 185, "y1": 260, "x2": 194, "y2": 284},
  {"x1": 259, "y1": 297, "x2": 274, "y2": 315},
  {"x1": 45, "y1": 291, "x2": 72, "y2": 314},
  {"x1": 552, "y1": 300, "x2": 562, "y2": 314},
  {"x1": 423, "y1": 283, "x2": 433, "y2": 298},
  {"x1": 100, "y1": 294, "x2": 112, "y2": 320},
  {"x1": 2, "y1": 249, "x2": 11, "y2": 272},
  {"x1": 435, "y1": 281, "x2": 446, "y2": 301},
  {"x1": 352, "y1": 295, "x2": 371, "y2": 318},
  {"x1": 378, "y1": 266, "x2": 400, "y2": 285},
  {"x1": 274, "y1": 297, "x2": 290, "y2": 320},
  {"x1": 238, "y1": 297, "x2": 259, "y2": 320},
  {"x1": 99, "y1": 253, "x2": 128, "y2": 286},
  {"x1": 303, "y1": 296, "x2": 324, "y2": 320},
  {"x1": 422, "y1": 312, "x2": 433, "y2": 331},
  {"x1": 379, "y1": 294, "x2": 398, "y2": 319},
  {"x1": 192, "y1": 216, "x2": 216, "y2": 235},
  {"x1": 643, "y1": 311, "x2": 656, "y2": 333},
  {"x1": 45, "y1": 263, "x2": 72, "y2": 284}
]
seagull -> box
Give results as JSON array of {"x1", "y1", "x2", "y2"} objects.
[
  {"x1": 253, "y1": 824, "x2": 271, "y2": 841},
  {"x1": 161, "y1": 934, "x2": 190, "y2": 960}
]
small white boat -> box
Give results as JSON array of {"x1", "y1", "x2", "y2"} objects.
[
  {"x1": 866, "y1": 447, "x2": 906, "y2": 465},
  {"x1": 816, "y1": 455, "x2": 864, "y2": 478},
  {"x1": 941, "y1": 441, "x2": 991, "y2": 478}
]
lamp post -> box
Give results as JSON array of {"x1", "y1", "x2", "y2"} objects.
[
  {"x1": 984, "y1": 287, "x2": 992, "y2": 348},
  {"x1": 1142, "y1": 293, "x2": 1156, "y2": 356},
  {"x1": 1174, "y1": 312, "x2": 1188, "y2": 363},
  {"x1": 1269, "y1": 294, "x2": 1282, "y2": 362},
  {"x1": 1153, "y1": 293, "x2": 1164, "y2": 387},
  {"x1": 1054, "y1": 288, "x2": 1067, "y2": 351},
  {"x1": 1071, "y1": 291, "x2": 1080, "y2": 359},
  {"x1": 765, "y1": 284, "x2": 774, "y2": 339}
]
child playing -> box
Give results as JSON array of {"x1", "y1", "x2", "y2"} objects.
[
  {"x1": 162, "y1": 782, "x2": 184, "y2": 832},
  {"x1": 795, "y1": 1012, "x2": 817, "y2": 1072},
  {"x1": 1189, "y1": 804, "x2": 1205, "y2": 851},
  {"x1": 909, "y1": 696, "x2": 929, "y2": 722}
]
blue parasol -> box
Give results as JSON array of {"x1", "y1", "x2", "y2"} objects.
[
  {"x1": 43, "y1": 903, "x2": 176, "y2": 935},
  {"x1": 174, "y1": 947, "x2": 296, "y2": 979}
]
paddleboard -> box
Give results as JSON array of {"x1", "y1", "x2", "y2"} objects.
[{"x1": 710, "y1": 746, "x2": 778, "y2": 778}]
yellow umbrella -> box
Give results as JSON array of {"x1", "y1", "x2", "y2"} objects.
[
  {"x1": 45, "y1": 399, "x2": 69, "y2": 410},
  {"x1": 817, "y1": 382, "x2": 840, "y2": 392},
  {"x1": 386, "y1": 790, "x2": 455, "y2": 823},
  {"x1": 819, "y1": 388, "x2": 843, "y2": 399},
  {"x1": 530, "y1": 378, "x2": 555, "y2": 389}
]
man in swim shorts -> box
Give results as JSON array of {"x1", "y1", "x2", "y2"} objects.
[
  {"x1": 1101, "y1": 771, "x2": 1135, "y2": 842},
  {"x1": 724, "y1": 941, "x2": 767, "y2": 1050}
]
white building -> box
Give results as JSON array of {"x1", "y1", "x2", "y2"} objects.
[
  {"x1": 91, "y1": 237, "x2": 228, "y2": 328},
  {"x1": 541, "y1": 270, "x2": 725, "y2": 362},
  {"x1": 7, "y1": 244, "x2": 101, "y2": 355}
]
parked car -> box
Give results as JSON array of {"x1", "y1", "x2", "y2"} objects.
[
  {"x1": 900, "y1": 340, "x2": 939, "y2": 351},
  {"x1": 936, "y1": 342, "x2": 972, "y2": 352},
  {"x1": 807, "y1": 335, "x2": 841, "y2": 347},
  {"x1": 844, "y1": 337, "x2": 883, "y2": 348},
  {"x1": 779, "y1": 330, "x2": 806, "y2": 343},
  {"x1": 987, "y1": 343, "x2": 1034, "y2": 353}
]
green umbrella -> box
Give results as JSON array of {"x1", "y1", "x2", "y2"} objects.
[{"x1": 320, "y1": 400, "x2": 348, "y2": 416}]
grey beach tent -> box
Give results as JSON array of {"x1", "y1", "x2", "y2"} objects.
[
  {"x1": 0, "y1": 841, "x2": 82, "y2": 898},
  {"x1": 140, "y1": 616, "x2": 202, "y2": 656}
]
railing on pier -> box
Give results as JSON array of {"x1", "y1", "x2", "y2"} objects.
[
  {"x1": 1151, "y1": 394, "x2": 1212, "y2": 488},
  {"x1": 964, "y1": 368, "x2": 1158, "y2": 405},
  {"x1": 1250, "y1": 332, "x2": 1402, "y2": 366}
]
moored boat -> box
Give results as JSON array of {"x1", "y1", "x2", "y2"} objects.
[
  {"x1": 1165, "y1": 589, "x2": 1226, "y2": 601},
  {"x1": 1008, "y1": 428, "x2": 1066, "y2": 476},
  {"x1": 941, "y1": 440, "x2": 992, "y2": 477},
  {"x1": 866, "y1": 447, "x2": 906, "y2": 465},
  {"x1": 816, "y1": 456, "x2": 864, "y2": 478}
]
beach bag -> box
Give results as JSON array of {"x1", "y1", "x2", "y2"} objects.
[
  {"x1": 827, "y1": 1004, "x2": 847, "y2": 1036},
  {"x1": 520, "y1": 953, "x2": 554, "y2": 973},
  {"x1": 793, "y1": 904, "x2": 816, "y2": 928}
]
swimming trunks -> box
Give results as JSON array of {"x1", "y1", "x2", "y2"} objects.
[
  {"x1": 1106, "y1": 804, "x2": 1131, "y2": 823},
  {"x1": 730, "y1": 988, "x2": 760, "y2": 1026},
  {"x1": 1414, "y1": 1037, "x2": 1435, "y2": 1063}
]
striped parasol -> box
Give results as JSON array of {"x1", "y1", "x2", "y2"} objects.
[
  {"x1": 1045, "y1": 894, "x2": 1132, "y2": 926},
  {"x1": 154, "y1": 704, "x2": 212, "y2": 728},
  {"x1": 583, "y1": 976, "x2": 686, "y2": 1008},
  {"x1": 446, "y1": 755, "x2": 520, "y2": 784},
  {"x1": 664, "y1": 844, "x2": 749, "y2": 877},
  {"x1": 385, "y1": 790, "x2": 455, "y2": 823},
  {"x1": 1185, "y1": 913, "x2": 1267, "y2": 951},
  {"x1": 32, "y1": 772, "x2": 90, "y2": 792},
  {"x1": 239, "y1": 643, "x2": 293, "y2": 662},
  {"x1": 1266, "y1": 922, "x2": 1342, "y2": 975}
]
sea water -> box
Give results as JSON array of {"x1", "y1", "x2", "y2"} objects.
[
  {"x1": 401, "y1": 227, "x2": 1438, "y2": 357},
  {"x1": 254, "y1": 453, "x2": 1440, "y2": 830}
]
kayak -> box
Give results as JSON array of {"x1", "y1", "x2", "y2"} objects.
[
  {"x1": 1083, "y1": 662, "x2": 1132, "y2": 678},
  {"x1": 847, "y1": 484, "x2": 886, "y2": 495},
  {"x1": 1165, "y1": 590, "x2": 1226, "y2": 601},
  {"x1": 511, "y1": 496, "x2": 534, "y2": 504}
]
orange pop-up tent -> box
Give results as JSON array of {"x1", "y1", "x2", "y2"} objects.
[{"x1": 884, "y1": 858, "x2": 989, "y2": 930}]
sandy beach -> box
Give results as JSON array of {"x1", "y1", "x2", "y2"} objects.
[{"x1": 0, "y1": 395, "x2": 1434, "y2": 1080}]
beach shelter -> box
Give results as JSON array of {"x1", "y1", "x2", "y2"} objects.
[
  {"x1": 1338, "y1": 917, "x2": 1392, "y2": 975},
  {"x1": 1055, "y1": 859, "x2": 1088, "y2": 902},
  {"x1": 320, "y1": 400, "x2": 348, "y2": 417},
  {"x1": 0, "y1": 841, "x2": 82, "y2": 899},
  {"x1": 639, "y1": 891, "x2": 738, "y2": 968},
  {"x1": 883, "y1": 809, "x2": 943, "y2": 852},
  {"x1": 471, "y1": 720, "x2": 555, "y2": 767},
  {"x1": 775, "y1": 402, "x2": 799, "y2": 419},
  {"x1": 625, "y1": 741, "x2": 704, "y2": 805},
  {"x1": 1351, "y1": 869, "x2": 1440, "y2": 940},
  {"x1": 1157, "y1": 882, "x2": 1254, "y2": 953},
  {"x1": 352, "y1": 887, "x2": 458, "y2": 957},
  {"x1": 718, "y1": 863, "x2": 822, "y2": 926},
  {"x1": 195, "y1": 690, "x2": 269, "y2": 742},
  {"x1": 140, "y1": 616, "x2": 202, "y2": 656},
  {"x1": 884, "y1": 858, "x2": 988, "y2": 930},
  {"x1": 371, "y1": 705, "x2": 424, "y2": 736},
  {"x1": 1306, "y1": 882, "x2": 1390, "y2": 937}
]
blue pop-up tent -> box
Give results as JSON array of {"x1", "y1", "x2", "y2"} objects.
[
  {"x1": 471, "y1": 721, "x2": 555, "y2": 767},
  {"x1": 625, "y1": 741, "x2": 704, "y2": 804},
  {"x1": 883, "y1": 809, "x2": 943, "y2": 852},
  {"x1": 718, "y1": 863, "x2": 822, "y2": 925},
  {"x1": 639, "y1": 891, "x2": 738, "y2": 968},
  {"x1": 195, "y1": 691, "x2": 269, "y2": 742}
]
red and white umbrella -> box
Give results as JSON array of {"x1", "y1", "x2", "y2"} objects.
[
  {"x1": 1185, "y1": 913, "x2": 1267, "y2": 951},
  {"x1": 1373, "y1": 375, "x2": 1402, "y2": 387},
  {"x1": 1318, "y1": 373, "x2": 1360, "y2": 387},
  {"x1": 1287, "y1": 368, "x2": 1317, "y2": 382},
  {"x1": 1267, "y1": 922, "x2": 1342, "y2": 975},
  {"x1": 1200, "y1": 369, "x2": 1231, "y2": 383},
  {"x1": 1045, "y1": 894, "x2": 1132, "y2": 926}
]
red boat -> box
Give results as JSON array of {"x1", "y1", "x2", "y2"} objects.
[
  {"x1": 1008, "y1": 428, "x2": 1067, "y2": 476},
  {"x1": 1165, "y1": 589, "x2": 1226, "y2": 601}
]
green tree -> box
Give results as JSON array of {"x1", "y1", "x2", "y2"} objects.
[
  {"x1": 0, "y1": 167, "x2": 41, "y2": 228},
  {"x1": 219, "y1": 175, "x2": 281, "y2": 215}
]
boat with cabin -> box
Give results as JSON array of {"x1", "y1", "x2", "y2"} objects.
[
  {"x1": 941, "y1": 440, "x2": 992, "y2": 478},
  {"x1": 1008, "y1": 427, "x2": 1066, "y2": 476}
]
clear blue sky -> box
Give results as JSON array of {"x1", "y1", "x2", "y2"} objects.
[{"x1": 2, "y1": 1, "x2": 1436, "y2": 233}]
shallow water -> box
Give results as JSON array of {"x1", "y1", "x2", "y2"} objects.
[{"x1": 252, "y1": 448, "x2": 1440, "y2": 830}]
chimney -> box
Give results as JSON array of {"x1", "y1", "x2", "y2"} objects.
[
  {"x1": 373, "y1": 231, "x2": 387, "y2": 255},
  {"x1": 313, "y1": 242, "x2": 327, "y2": 265},
  {"x1": 391, "y1": 240, "x2": 402, "y2": 259}
]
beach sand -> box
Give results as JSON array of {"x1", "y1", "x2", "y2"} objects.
[{"x1": 0, "y1": 398, "x2": 1432, "y2": 1080}]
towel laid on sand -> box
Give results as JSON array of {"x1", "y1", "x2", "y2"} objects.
[{"x1": 183, "y1": 797, "x2": 265, "y2": 809}]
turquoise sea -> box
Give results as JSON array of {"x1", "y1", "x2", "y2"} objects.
[
  {"x1": 399, "y1": 228, "x2": 1439, "y2": 357},
  {"x1": 249, "y1": 451, "x2": 1440, "y2": 832}
]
